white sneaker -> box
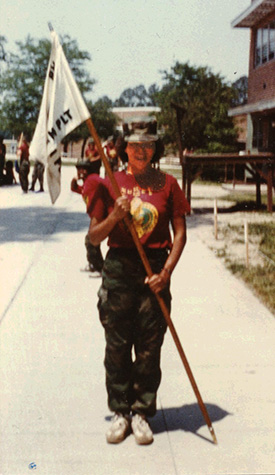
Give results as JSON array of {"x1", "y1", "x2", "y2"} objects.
[
  {"x1": 131, "y1": 414, "x2": 154, "y2": 445},
  {"x1": 106, "y1": 413, "x2": 130, "y2": 444}
]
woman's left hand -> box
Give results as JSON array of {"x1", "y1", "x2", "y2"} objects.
[{"x1": 145, "y1": 270, "x2": 170, "y2": 294}]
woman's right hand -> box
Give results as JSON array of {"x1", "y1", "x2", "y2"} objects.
[{"x1": 113, "y1": 196, "x2": 130, "y2": 221}]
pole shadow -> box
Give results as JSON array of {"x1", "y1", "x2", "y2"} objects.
[{"x1": 150, "y1": 402, "x2": 232, "y2": 444}]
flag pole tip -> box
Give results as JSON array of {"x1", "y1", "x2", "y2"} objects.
[{"x1": 210, "y1": 427, "x2": 218, "y2": 445}]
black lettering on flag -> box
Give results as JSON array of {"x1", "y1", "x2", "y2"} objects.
[
  {"x1": 64, "y1": 109, "x2": 72, "y2": 120},
  {"x1": 49, "y1": 61, "x2": 55, "y2": 80},
  {"x1": 48, "y1": 127, "x2": 57, "y2": 140},
  {"x1": 56, "y1": 119, "x2": 62, "y2": 130},
  {"x1": 60, "y1": 114, "x2": 68, "y2": 125},
  {"x1": 54, "y1": 157, "x2": 62, "y2": 173},
  {"x1": 48, "y1": 109, "x2": 74, "y2": 141}
]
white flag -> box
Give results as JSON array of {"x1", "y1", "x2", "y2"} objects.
[{"x1": 29, "y1": 30, "x2": 90, "y2": 203}]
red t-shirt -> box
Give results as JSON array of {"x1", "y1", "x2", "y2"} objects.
[
  {"x1": 91, "y1": 170, "x2": 190, "y2": 249},
  {"x1": 19, "y1": 143, "x2": 29, "y2": 163},
  {"x1": 82, "y1": 174, "x2": 103, "y2": 217}
]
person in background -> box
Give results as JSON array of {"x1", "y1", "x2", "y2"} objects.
[
  {"x1": 0, "y1": 136, "x2": 6, "y2": 180},
  {"x1": 0, "y1": 160, "x2": 17, "y2": 186},
  {"x1": 88, "y1": 120, "x2": 190, "y2": 445},
  {"x1": 17, "y1": 137, "x2": 30, "y2": 193},
  {"x1": 29, "y1": 160, "x2": 45, "y2": 192},
  {"x1": 71, "y1": 159, "x2": 104, "y2": 274},
  {"x1": 104, "y1": 137, "x2": 119, "y2": 172},
  {"x1": 85, "y1": 139, "x2": 101, "y2": 175}
]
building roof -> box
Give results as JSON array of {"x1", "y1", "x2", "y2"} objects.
[
  {"x1": 231, "y1": 0, "x2": 275, "y2": 28},
  {"x1": 112, "y1": 106, "x2": 161, "y2": 125},
  {"x1": 112, "y1": 106, "x2": 160, "y2": 115},
  {"x1": 228, "y1": 97, "x2": 275, "y2": 116}
]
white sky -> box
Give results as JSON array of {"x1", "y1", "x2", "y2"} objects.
[{"x1": 1, "y1": 0, "x2": 251, "y2": 101}]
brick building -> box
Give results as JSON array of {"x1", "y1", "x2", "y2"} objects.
[{"x1": 229, "y1": 0, "x2": 275, "y2": 153}]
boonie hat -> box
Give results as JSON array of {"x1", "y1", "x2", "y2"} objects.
[{"x1": 123, "y1": 120, "x2": 158, "y2": 143}]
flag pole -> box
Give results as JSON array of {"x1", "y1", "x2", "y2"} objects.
[
  {"x1": 39, "y1": 26, "x2": 215, "y2": 442},
  {"x1": 85, "y1": 117, "x2": 218, "y2": 445}
]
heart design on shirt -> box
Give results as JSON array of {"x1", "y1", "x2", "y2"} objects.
[{"x1": 130, "y1": 197, "x2": 159, "y2": 238}]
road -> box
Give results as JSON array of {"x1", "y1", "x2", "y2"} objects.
[{"x1": 0, "y1": 167, "x2": 274, "y2": 475}]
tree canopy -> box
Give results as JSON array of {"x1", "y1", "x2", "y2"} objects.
[
  {"x1": 231, "y1": 75, "x2": 248, "y2": 107},
  {"x1": 154, "y1": 62, "x2": 239, "y2": 153},
  {"x1": 0, "y1": 35, "x2": 246, "y2": 154},
  {"x1": 0, "y1": 35, "x2": 116, "y2": 142},
  {"x1": 114, "y1": 84, "x2": 158, "y2": 107}
]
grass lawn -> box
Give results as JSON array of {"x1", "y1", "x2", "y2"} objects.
[
  {"x1": 222, "y1": 222, "x2": 275, "y2": 315},
  {"x1": 189, "y1": 181, "x2": 274, "y2": 315}
]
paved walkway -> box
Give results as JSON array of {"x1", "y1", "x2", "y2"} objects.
[{"x1": 0, "y1": 169, "x2": 274, "y2": 475}]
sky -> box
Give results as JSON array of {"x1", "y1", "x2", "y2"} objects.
[{"x1": 1, "y1": 0, "x2": 251, "y2": 102}]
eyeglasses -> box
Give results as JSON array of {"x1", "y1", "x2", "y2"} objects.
[{"x1": 127, "y1": 142, "x2": 155, "y2": 150}]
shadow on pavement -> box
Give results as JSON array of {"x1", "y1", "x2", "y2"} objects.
[
  {"x1": 105, "y1": 403, "x2": 231, "y2": 444},
  {"x1": 151, "y1": 402, "x2": 231, "y2": 443},
  {"x1": 186, "y1": 214, "x2": 213, "y2": 229},
  {"x1": 191, "y1": 202, "x2": 269, "y2": 215},
  {"x1": 0, "y1": 206, "x2": 89, "y2": 243}
]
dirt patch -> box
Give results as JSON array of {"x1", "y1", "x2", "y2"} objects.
[{"x1": 188, "y1": 183, "x2": 274, "y2": 269}]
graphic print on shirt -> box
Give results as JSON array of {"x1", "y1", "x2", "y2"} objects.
[{"x1": 130, "y1": 197, "x2": 159, "y2": 238}]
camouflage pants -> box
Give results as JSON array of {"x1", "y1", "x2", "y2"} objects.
[
  {"x1": 85, "y1": 234, "x2": 104, "y2": 272},
  {"x1": 31, "y1": 161, "x2": 45, "y2": 190},
  {"x1": 98, "y1": 248, "x2": 171, "y2": 417},
  {"x1": 19, "y1": 161, "x2": 30, "y2": 192}
]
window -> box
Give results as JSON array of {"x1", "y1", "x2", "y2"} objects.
[
  {"x1": 269, "y1": 21, "x2": 275, "y2": 60},
  {"x1": 254, "y1": 21, "x2": 275, "y2": 67},
  {"x1": 255, "y1": 29, "x2": 262, "y2": 66},
  {"x1": 262, "y1": 27, "x2": 268, "y2": 63}
]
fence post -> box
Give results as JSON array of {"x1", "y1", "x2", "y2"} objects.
[
  {"x1": 214, "y1": 199, "x2": 218, "y2": 240},
  {"x1": 244, "y1": 220, "x2": 249, "y2": 268}
]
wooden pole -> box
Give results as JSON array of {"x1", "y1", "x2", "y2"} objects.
[
  {"x1": 171, "y1": 102, "x2": 186, "y2": 193},
  {"x1": 214, "y1": 199, "x2": 218, "y2": 240},
  {"x1": 244, "y1": 220, "x2": 249, "y2": 268},
  {"x1": 267, "y1": 165, "x2": 273, "y2": 214},
  {"x1": 255, "y1": 170, "x2": 261, "y2": 208},
  {"x1": 85, "y1": 116, "x2": 218, "y2": 445},
  {"x1": 17, "y1": 132, "x2": 24, "y2": 155}
]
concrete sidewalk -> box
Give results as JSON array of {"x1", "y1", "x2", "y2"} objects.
[{"x1": 0, "y1": 170, "x2": 274, "y2": 474}]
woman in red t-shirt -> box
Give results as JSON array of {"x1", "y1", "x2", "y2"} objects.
[
  {"x1": 89, "y1": 121, "x2": 190, "y2": 445},
  {"x1": 85, "y1": 139, "x2": 101, "y2": 175}
]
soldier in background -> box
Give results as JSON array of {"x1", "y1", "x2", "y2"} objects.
[
  {"x1": 104, "y1": 137, "x2": 119, "y2": 172},
  {"x1": 0, "y1": 136, "x2": 6, "y2": 180},
  {"x1": 29, "y1": 160, "x2": 45, "y2": 192},
  {"x1": 85, "y1": 139, "x2": 101, "y2": 175},
  {"x1": 71, "y1": 159, "x2": 104, "y2": 275},
  {"x1": 17, "y1": 137, "x2": 30, "y2": 193}
]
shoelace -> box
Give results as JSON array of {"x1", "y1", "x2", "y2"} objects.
[{"x1": 134, "y1": 415, "x2": 149, "y2": 430}]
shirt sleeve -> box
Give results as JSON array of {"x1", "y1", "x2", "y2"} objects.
[
  {"x1": 169, "y1": 176, "x2": 190, "y2": 217},
  {"x1": 87, "y1": 181, "x2": 110, "y2": 220}
]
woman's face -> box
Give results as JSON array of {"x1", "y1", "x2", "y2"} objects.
[{"x1": 126, "y1": 141, "x2": 155, "y2": 173}]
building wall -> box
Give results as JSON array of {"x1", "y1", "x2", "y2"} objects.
[
  {"x1": 112, "y1": 107, "x2": 160, "y2": 130},
  {"x1": 233, "y1": 114, "x2": 247, "y2": 144},
  {"x1": 248, "y1": 11, "x2": 275, "y2": 104}
]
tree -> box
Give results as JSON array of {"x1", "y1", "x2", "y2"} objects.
[
  {"x1": 62, "y1": 96, "x2": 118, "y2": 156},
  {"x1": 114, "y1": 84, "x2": 156, "y2": 107},
  {"x1": 0, "y1": 35, "x2": 95, "y2": 139},
  {"x1": 0, "y1": 36, "x2": 8, "y2": 64},
  {"x1": 231, "y1": 75, "x2": 248, "y2": 107},
  {"x1": 155, "y1": 61, "x2": 238, "y2": 153},
  {"x1": 90, "y1": 96, "x2": 117, "y2": 139}
]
